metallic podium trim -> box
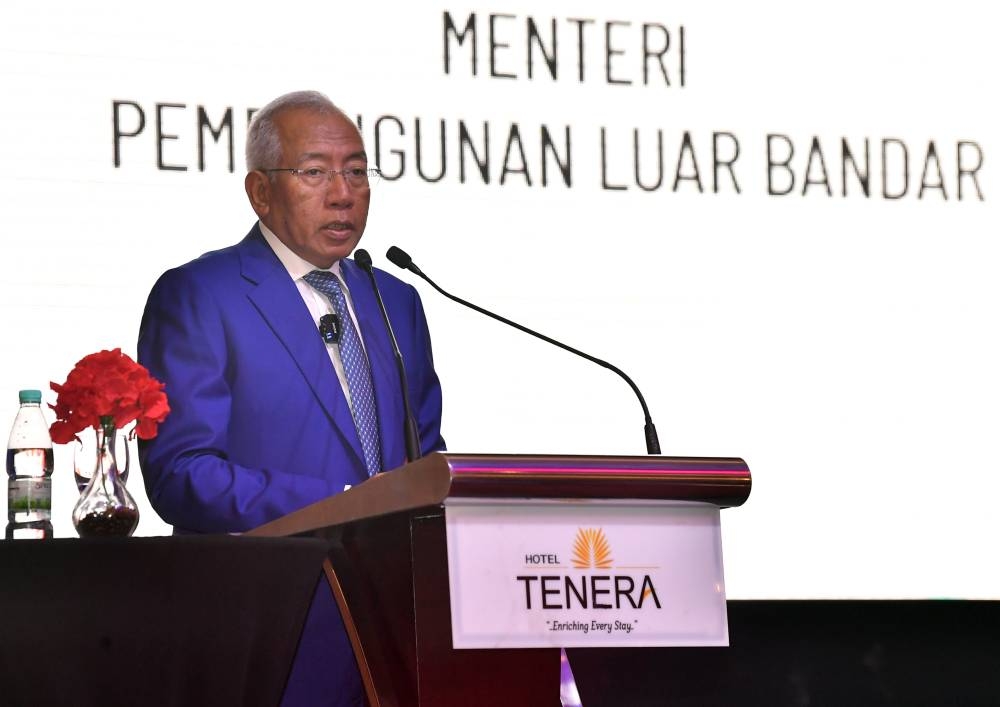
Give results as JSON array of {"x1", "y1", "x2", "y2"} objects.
[
  {"x1": 249, "y1": 453, "x2": 751, "y2": 539},
  {"x1": 322, "y1": 558, "x2": 379, "y2": 707}
]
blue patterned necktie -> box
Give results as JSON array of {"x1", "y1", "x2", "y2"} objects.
[{"x1": 303, "y1": 270, "x2": 382, "y2": 476}]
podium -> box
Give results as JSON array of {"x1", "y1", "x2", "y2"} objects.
[{"x1": 248, "y1": 453, "x2": 751, "y2": 707}]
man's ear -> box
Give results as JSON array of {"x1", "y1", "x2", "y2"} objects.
[{"x1": 244, "y1": 171, "x2": 271, "y2": 218}]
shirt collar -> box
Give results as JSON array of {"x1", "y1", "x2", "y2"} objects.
[{"x1": 259, "y1": 221, "x2": 343, "y2": 281}]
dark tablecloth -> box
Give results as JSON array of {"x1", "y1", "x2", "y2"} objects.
[{"x1": 0, "y1": 535, "x2": 330, "y2": 707}]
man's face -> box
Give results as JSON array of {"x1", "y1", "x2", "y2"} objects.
[{"x1": 248, "y1": 107, "x2": 370, "y2": 269}]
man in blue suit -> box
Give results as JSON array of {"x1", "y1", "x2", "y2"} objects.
[{"x1": 138, "y1": 90, "x2": 445, "y2": 706}]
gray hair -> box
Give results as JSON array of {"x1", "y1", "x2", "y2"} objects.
[{"x1": 245, "y1": 90, "x2": 352, "y2": 172}]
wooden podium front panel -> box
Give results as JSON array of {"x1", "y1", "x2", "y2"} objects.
[
  {"x1": 410, "y1": 510, "x2": 560, "y2": 707},
  {"x1": 325, "y1": 512, "x2": 419, "y2": 707},
  {"x1": 324, "y1": 506, "x2": 560, "y2": 707}
]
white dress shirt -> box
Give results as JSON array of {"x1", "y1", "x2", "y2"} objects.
[{"x1": 259, "y1": 221, "x2": 366, "y2": 411}]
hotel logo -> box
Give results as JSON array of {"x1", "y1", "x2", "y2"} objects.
[
  {"x1": 572, "y1": 528, "x2": 613, "y2": 569},
  {"x1": 515, "y1": 527, "x2": 661, "y2": 611}
]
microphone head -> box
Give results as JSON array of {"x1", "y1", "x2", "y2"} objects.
[
  {"x1": 386, "y1": 246, "x2": 413, "y2": 270},
  {"x1": 354, "y1": 248, "x2": 373, "y2": 271}
]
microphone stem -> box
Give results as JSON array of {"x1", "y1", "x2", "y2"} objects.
[
  {"x1": 361, "y1": 267, "x2": 422, "y2": 462},
  {"x1": 415, "y1": 271, "x2": 661, "y2": 455}
]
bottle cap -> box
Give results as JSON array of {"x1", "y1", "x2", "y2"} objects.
[{"x1": 18, "y1": 389, "x2": 42, "y2": 404}]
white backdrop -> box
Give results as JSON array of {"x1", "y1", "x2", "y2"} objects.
[{"x1": 1, "y1": 1, "x2": 997, "y2": 599}]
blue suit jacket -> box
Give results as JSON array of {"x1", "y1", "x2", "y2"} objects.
[{"x1": 137, "y1": 224, "x2": 445, "y2": 534}]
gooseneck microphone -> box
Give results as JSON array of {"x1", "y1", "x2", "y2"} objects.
[
  {"x1": 385, "y1": 246, "x2": 661, "y2": 455},
  {"x1": 354, "y1": 249, "x2": 422, "y2": 463}
]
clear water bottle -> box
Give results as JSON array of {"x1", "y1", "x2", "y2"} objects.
[{"x1": 6, "y1": 389, "x2": 54, "y2": 539}]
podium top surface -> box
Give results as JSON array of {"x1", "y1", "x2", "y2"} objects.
[
  {"x1": 249, "y1": 453, "x2": 751, "y2": 538},
  {"x1": 440, "y1": 453, "x2": 750, "y2": 503}
]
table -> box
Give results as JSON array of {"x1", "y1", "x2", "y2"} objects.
[{"x1": 0, "y1": 535, "x2": 329, "y2": 707}]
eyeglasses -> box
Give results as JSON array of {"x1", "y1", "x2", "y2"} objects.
[{"x1": 264, "y1": 167, "x2": 381, "y2": 189}]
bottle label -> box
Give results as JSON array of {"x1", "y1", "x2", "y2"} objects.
[
  {"x1": 6, "y1": 447, "x2": 54, "y2": 477},
  {"x1": 8, "y1": 478, "x2": 52, "y2": 521}
]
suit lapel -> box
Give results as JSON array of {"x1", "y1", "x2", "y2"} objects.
[
  {"x1": 342, "y1": 260, "x2": 406, "y2": 472},
  {"x1": 237, "y1": 227, "x2": 367, "y2": 471}
]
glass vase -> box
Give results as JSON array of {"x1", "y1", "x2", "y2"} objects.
[
  {"x1": 73, "y1": 426, "x2": 130, "y2": 492},
  {"x1": 72, "y1": 417, "x2": 139, "y2": 537}
]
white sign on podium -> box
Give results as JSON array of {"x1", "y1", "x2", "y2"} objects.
[{"x1": 444, "y1": 499, "x2": 728, "y2": 649}]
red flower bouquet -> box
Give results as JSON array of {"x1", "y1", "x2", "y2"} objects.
[{"x1": 49, "y1": 348, "x2": 170, "y2": 444}]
